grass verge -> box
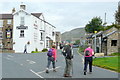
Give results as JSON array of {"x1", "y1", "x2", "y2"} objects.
[{"x1": 93, "y1": 56, "x2": 120, "y2": 73}]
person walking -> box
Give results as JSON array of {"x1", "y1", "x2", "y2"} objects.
[
  {"x1": 62, "y1": 42, "x2": 73, "y2": 77},
  {"x1": 46, "y1": 45, "x2": 57, "y2": 73},
  {"x1": 83, "y1": 44, "x2": 94, "y2": 75},
  {"x1": 24, "y1": 44, "x2": 27, "y2": 53}
]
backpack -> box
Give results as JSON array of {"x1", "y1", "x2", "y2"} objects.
[
  {"x1": 47, "y1": 49, "x2": 53, "y2": 57},
  {"x1": 85, "y1": 50, "x2": 90, "y2": 56}
]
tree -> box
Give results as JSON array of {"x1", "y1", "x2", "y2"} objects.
[
  {"x1": 115, "y1": 3, "x2": 120, "y2": 25},
  {"x1": 74, "y1": 40, "x2": 80, "y2": 45},
  {"x1": 104, "y1": 23, "x2": 120, "y2": 31},
  {"x1": 85, "y1": 17, "x2": 104, "y2": 33}
]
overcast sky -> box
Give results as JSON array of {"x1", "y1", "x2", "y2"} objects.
[{"x1": 0, "y1": 0, "x2": 119, "y2": 33}]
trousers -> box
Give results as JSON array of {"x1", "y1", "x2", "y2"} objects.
[
  {"x1": 47, "y1": 57, "x2": 55, "y2": 68},
  {"x1": 84, "y1": 57, "x2": 93, "y2": 72}
]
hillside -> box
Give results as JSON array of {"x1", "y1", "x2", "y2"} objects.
[{"x1": 61, "y1": 28, "x2": 86, "y2": 41}]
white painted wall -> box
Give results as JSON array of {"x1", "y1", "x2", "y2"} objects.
[{"x1": 13, "y1": 9, "x2": 55, "y2": 53}]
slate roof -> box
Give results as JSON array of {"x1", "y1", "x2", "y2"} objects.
[{"x1": 0, "y1": 14, "x2": 13, "y2": 19}]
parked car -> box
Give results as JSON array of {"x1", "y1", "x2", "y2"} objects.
[{"x1": 72, "y1": 44, "x2": 79, "y2": 48}]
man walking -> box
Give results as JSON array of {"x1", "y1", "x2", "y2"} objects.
[
  {"x1": 84, "y1": 44, "x2": 94, "y2": 75},
  {"x1": 24, "y1": 44, "x2": 27, "y2": 53},
  {"x1": 62, "y1": 42, "x2": 73, "y2": 77},
  {"x1": 46, "y1": 45, "x2": 57, "y2": 73}
]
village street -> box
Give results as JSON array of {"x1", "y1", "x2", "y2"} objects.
[{"x1": 1, "y1": 48, "x2": 119, "y2": 80}]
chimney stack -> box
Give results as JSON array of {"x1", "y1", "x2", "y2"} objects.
[
  {"x1": 12, "y1": 8, "x2": 16, "y2": 13},
  {"x1": 20, "y1": 2, "x2": 26, "y2": 10}
]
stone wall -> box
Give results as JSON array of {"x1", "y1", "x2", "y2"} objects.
[{"x1": 107, "y1": 32, "x2": 118, "y2": 54}]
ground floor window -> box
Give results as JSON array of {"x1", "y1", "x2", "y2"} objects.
[
  {"x1": 20, "y1": 30, "x2": 24, "y2": 38},
  {"x1": 111, "y1": 40, "x2": 117, "y2": 46},
  {"x1": 46, "y1": 40, "x2": 49, "y2": 47}
]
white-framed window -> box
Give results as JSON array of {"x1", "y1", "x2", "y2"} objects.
[
  {"x1": 20, "y1": 17, "x2": 25, "y2": 25},
  {"x1": 40, "y1": 32, "x2": 44, "y2": 41},
  {"x1": 7, "y1": 20, "x2": 12, "y2": 24},
  {"x1": 0, "y1": 20, "x2": 3, "y2": 27},
  {"x1": 46, "y1": 40, "x2": 49, "y2": 47},
  {"x1": 20, "y1": 30, "x2": 24, "y2": 38},
  {"x1": 0, "y1": 31, "x2": 3, "y2": 39}
]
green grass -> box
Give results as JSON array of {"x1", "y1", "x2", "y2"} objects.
[
  {"x1": 93, "y1": 56, "x2": 120, "y2": 73},
  {"x1": 108, "y1": 52, "x2": 120, "y2": 56},
  {"x1": 79, "y1": 47, "x2": 85, "y2": 53},
  {"x1": 31, "y1": 51, "x2": 42, "y2": 53}
]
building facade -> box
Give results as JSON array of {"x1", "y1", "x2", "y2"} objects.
[
  {"x1": 92, "y1": 27, "x2": 119, "y2": 55},
  {"x1": 0, "y1": 4, "x2": 56, "y2": 53},
  {"x1": 55, "y1": 32, "x2": 61, "y2": 49},
  {"x1": 0, "y1": 14, "x2": 14, "y2": 53}
]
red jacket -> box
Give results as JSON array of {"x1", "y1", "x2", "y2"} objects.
[{"x1": 52, "y1": 48, "x2": 57, "y2": 60}]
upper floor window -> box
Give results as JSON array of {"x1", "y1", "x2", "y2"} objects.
[
  {"x1": 20, "y1": 17, "x2": 25, "y2": 25},
  {"x1": 52, "y1": 32, "x2": 55, "y2": 36},
  {"x1": 0, "y1": 31, "x2": 3, "y2": 39},
  {"x1": 40, "y1": 32, "x2": 44, "y2": 41},
  {"x1": 7, "y1": 20, "x2": 12, "y2": 24},
  {"x1": 0, "y1": 20, "x2": 3, "y2": 27}
]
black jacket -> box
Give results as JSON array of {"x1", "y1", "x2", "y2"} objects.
[{"x1": 62, "y1": 45, "x2": 73, "y2": 59}]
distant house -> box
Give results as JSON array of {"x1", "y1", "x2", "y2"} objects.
[
  {"x1": 55, "y1": 32, "x2": 61, "y2": 49},
  {"x1": 92, "y1": 27, "x2": 119, "y2": 55}
]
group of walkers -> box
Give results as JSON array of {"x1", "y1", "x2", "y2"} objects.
[{"x1": 45, "y1": 42, "x2": 94, "y2": 77}]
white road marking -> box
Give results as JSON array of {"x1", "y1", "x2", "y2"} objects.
[
  {"x1": 30, "y1": 69, "x2": 44, "y2": 78},
  {"x1": 26, "y1": 60, "x2": 36, "y2": 64},
  {"x1": 82, "y1": 57, "x2": 84, "y2": 64},
  {"x1": 37, "y1": 66, "x2": 61, "y2": 74},
  {"x1": 6, "y1": 57, "x2": 11, "y2": 60},
  {"x1": 20, "y1": 64, "x2": 23, "y2": 66},
  {"x1": 7, "y1": 55, "x2": 14, "y2": 57}
]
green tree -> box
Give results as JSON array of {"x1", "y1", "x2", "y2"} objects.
[
  {"x1": 74, "y1": 40, "x2": 80, "y2": 45},
  {"x1": 115, "y1": 1, "x2": 120, "y2": 24},
  {"x1": 85, "y1": 17, "x2": 104, "y2": 33},
  {"x1": 104, "y1": 23, "x2": 120, "y2": 31}
]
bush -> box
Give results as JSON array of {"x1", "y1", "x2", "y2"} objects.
[
  {"x1": 42, "y1": 48, "x2": 48, "y2": 52},
  {"x1": 108, "y1": 52, "x2": 120, "y2": 56},
  {"x1": 31, "y1": 51, "x2": 40, "y2": 53}
]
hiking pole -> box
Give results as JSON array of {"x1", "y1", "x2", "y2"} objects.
[{"x1": 72, "y1": 59, "x2": 73, "y2": 76}]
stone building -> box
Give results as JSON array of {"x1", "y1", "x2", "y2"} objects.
[
  {"x1": 102, "y1": 27, "x2": 119, "y2": 55},
  {"x1": 0, "y1": 14, "x2": 15, "y2": 53},
  {"x1": 92, "y1": 27, "x2": 119, "y2": 55}
]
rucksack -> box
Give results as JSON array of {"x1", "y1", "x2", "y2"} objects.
[
  {"x1": 85, "y1": 50, "x2": 90, "y2": 56},
  {"x1": 47, "y1": 49, "x2": 53, "y2": 57}
]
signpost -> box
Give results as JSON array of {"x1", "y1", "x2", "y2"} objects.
[{"x1": 94, "y1": 31, "x2": 97, "y2": 53}]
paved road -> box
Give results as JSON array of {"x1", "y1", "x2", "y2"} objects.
[{"x1": 1, "y1": 48, "x2": 119, "y2": 79}]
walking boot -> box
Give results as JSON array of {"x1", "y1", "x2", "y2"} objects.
[
  {"x1": 46, "y1": 68, "x2": 49, "y2": 73},
  {"x1": 53, "y1": 68, "x2": 57, "y2": 72},
  {"x1": 84, "y1": 71, "x2": 86, "y2": 75}
]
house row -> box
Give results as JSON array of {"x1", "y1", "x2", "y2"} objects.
[
  {"x1": 0, "y1": 4, "x2": 61, "y2": 53},
  {"x1": 87, "y1": 27, "x2": 120, "y2": 55}
]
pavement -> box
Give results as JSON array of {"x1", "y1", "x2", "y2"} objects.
[{"x1": 1, "y1": 48, "x2": 119, "y2": 79}]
